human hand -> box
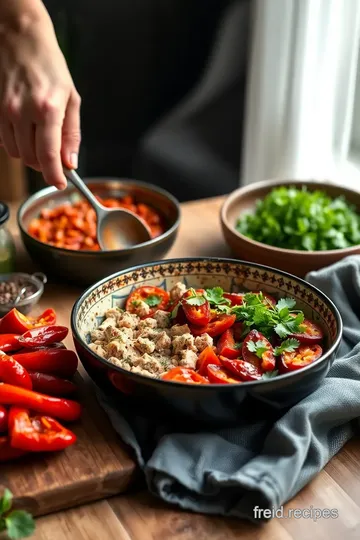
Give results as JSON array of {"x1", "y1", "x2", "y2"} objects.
[{"x1": 0, "y1": 8, "x2": 81, "y2": 189}]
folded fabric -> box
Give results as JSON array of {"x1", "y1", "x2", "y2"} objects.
[{"x1": 97, "y1": 255, "x2": 360, "y2": 521}]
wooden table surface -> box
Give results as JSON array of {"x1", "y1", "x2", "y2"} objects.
[{"x1": 8, "y1": 196, "x2": 360, "y2": 539}]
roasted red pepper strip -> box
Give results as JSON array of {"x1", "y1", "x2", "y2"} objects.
[
  {"x1": 0, "y1": 384, "x2": 81, "y2": 421},
  {"x1": 0, "y1": 308, "x2": 56, "y2": 335},
  {"x1": 217, "y1": 329, "x2": 240, "y2": 359},
  {"x1": 12, "y1": 349, "x2": 78, "y2": 378},
  {"x1": 182, "y1": 289, "x2": 211, "y2": 327},
  {"x1": 0, "y1": 355, "x2": 32, "y2": 389},
  {"x1": 0, "y1": 435, "x2": 27, "y2": 462},
  {"x1": 220, "y1": 357, "x2": 263, "y2": 381},
  {"x1": 196, "y1": 346, "x2": 222, "y2": 376},
  {"x1": 0, "y1": 334, "x2": 21, "y2": 353},
  {"x1": 29, "y1": 372, "x2": 76, "y2": 396},
  {"x1": 0, "y1": 405, "x2": 8, "y2": 433},
  {"x1": 9, "y1": 407, "x2": 77, "y2": 452},
  {"x1": 17, "y1": 326, "x2": 68, "y2": 348}
]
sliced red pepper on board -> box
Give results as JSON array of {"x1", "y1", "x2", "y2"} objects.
[
  {"x1": 0, "y1": 405, "x2": 8, "y2": 433},
  {"x1": 126, "y1": 286, "x2": 170, "y2": 317},
  {"x1": 182, "y1": 289, "x2": 211, "y2": 327},
  {"x1": 0, "y1": 334, "x2": 21, "y2": 353},
  {"x1": 0, "y1": 308, "x2": 56, "y2": 335},
  {"x1": 0, "y1": 435, "x2": 27, "y2": 462},
  {"x1": 220, "y1": 357, "x2": 263, "y2": 381},
  {"x1": 190, "y1": 314, "x2": 236, "y2": 338},
  {"x1": 217, "y1": 328, "x2": 240, "y2": 359},
  {"x1": 17, "y1": 326, "x2": 68, "y2": 348},
  {"x1": 15, "y1": 342, "x2": 67, "y2": 354},
  {"x1": 0, "y1": 355, "x2": 32, "y2": 389},
  {"x1": 288, "y1": 318, "x2": 324, "y2": 344},
  {"x1": 9, "y1": 407, "x2": 77, "y2": 452},
  {"x1": 279, "y1": 344, "x2": 323, "y2": 373},
  {"x1": 223, "y1": 293, "x2": 245, "y2": 306},
  {"x1": 12, "y1": 349, "x2": 78, "y2": 378},
  {"x1": 242, "y1": 329, "x2": 276, "y2": 372},
  {"x1": 196, "y1": 346, "x2": 222, "y2": 376},
  {"x1": 0, "y1": 384, "x2": 81, "y2": 422},
  {"x1": 206, "y1": 364, "x2": 242, "y2": 384},
  {"x1": 28, "y1": 372, "x2": 77, "y2": 396},
  {"x1": 162, "y1": 367, "x2": 209, "y2": 384}
]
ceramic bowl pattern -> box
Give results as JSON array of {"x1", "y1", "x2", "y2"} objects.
[{"x1": 72, "y1": 258, "x2": 342, "y2": 426}]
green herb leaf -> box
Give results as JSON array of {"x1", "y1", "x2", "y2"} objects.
[
  {"x1": 185, "y1": 296, "x2": 206, "y2": 306},
  {"x1": 170, "y1": 303, "x2": 180, "y2": 319},
  {"x1": 144, "y1": 294, "x2": 162, "y2": 307},
  {"x1": 246, "y1": 339, "x2": 268, "y2": 358},
  {"x1": 204, "y1": 287, "x2": 230, "y2": 306},
  {"x1": 262, "y1": 370, "x2": 279, "y2": 380},
  {"x1": 234, "y1": 342, "x2": 243, "y2": 350},
  {"x1": 0, "y1": 489, "x2": 12, "y2": 516},
  {"x1": 5, "y1": 510, "x2": 35, "y2": 539},
  {"x1": 274, "y1": 338, "x2": 300, "y2": 356},
  {"x1": 276, "y1": 298, "x2": 296, "y2": 311}
]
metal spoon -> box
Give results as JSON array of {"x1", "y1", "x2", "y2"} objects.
[{"x1": 63, "y1": 167, "x2": 152, "y2": 250}]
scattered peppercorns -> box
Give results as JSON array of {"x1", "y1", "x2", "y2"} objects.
[{"x1": 0, "y1": 278, "x2": 37, "y2": 305}]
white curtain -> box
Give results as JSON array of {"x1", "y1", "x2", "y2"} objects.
[{"x1": 241, "y1": 0, "x2": 360, "y2": 186}]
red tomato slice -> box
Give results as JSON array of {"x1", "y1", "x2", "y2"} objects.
[
  {"x1": 126, "y1": 286, "x2": 170, "y2": 317},
  {"x1": 242, "y1": 329, "x2": 275, "y2": 372},
  {"x1": 206, "y1": 364, "x2": 242, "y2": 384},
  {"x1": 189, "y1": 314, "x2": 236, "y2": 338},
  {"x1": 279, "y1": 344, "x2": 323, "y2": 373},
  {"x1": 288, "y1": 318, "x2": 324, "y2": 344},
  {"x1": 232, "y1": 322, "x2": 244, "y2": 341},
  {"x1": 196, "y1": 346, "x2": 221, "y2": 376},
  {"x1": 223, "y1": 293, "x2": 244, "y2": 306},
  {"x1": 182, "y1": 289, "x2": 211, "y2": 327},
  {"x1": 220, "y1": 357, "x2": 263, "y2": 381},
  {"x1": 162, "y1": 367, "x2": 209, "y2": 384},
  {"x1": 217, "y1": 329, "x2": 239, "y2": 359}
]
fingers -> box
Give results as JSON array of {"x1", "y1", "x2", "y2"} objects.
[
  {"x1": 0, "y1": 121, "x2": 19, "y2": 158},
  {"x1": 14, "y1": 120, "x2": 38, "y2": 169},
  {"x1": 61, "y1": 89, "x2": 81, "y2": 169},
  {"x1": 35, "y1": 101, "x2": 66, "y2": 190}
]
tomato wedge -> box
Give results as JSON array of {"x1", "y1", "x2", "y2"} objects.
[
  {"x1": 242, "y1": 329, "x2": 276, "y2": 371},
  {"x1": 220, "y1": 357, "x2": 263, "y2": 381},
  {"x1": 279, "y1": 344, "x2": 323, "y2": 372},
  {"x1": 182, "y1": 289, "x2": 211, "y2": 327},
  {"x1": 288, "y1": 318, "x2": 324, "y2": 344},
  {"x1": 189, "y1": 314, "x2": 236, "y2": 338},
  {"x1": 126, "y1": 286, "x2": 170, "y2": 317},
  {"x1": 206, "y1": 364, "x2": 242, "y2": 384},
  {"x1": 217, "y1": 329, "x2": 239, "y2": 359},
  {"x1": 196, "y1": 346, "x2": 221, "y2": 376},
  {"x1": 162, "y1": 367, "x2": 209, "y2": 384},
  {"x1": 232, "y1": 322, "x2": 245, "y2": 341},
  {"x1": 223, "y1": 293, "x2": 244, "y2": 306}
]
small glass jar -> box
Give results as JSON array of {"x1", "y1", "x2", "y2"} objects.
[{"x1": 0, "y1": 202, "x2": 16, "y2": 273}]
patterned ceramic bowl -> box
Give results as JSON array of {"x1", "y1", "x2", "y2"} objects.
[{"x1": 71, "y1": 258, "x2": 342, "y2": 426}]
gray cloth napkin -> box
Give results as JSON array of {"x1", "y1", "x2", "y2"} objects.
[{"x1": 97, "y1": 255, "x2": 360, "y2": 521}]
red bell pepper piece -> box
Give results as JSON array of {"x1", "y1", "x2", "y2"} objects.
[
  {"x1": 0, "y1": 383, "x2": 81, "y2": 422},
  {"x1": 9, "y1": 407, "x2": 77, "y2": 452},
  {"x1": 190, "y1": 314, "x2": 236, "y2": 338},
  {"x1": 217, "y1": 329, "x2": 240, "y2": 359},
  {"x1": 15, "y1": 342, "x2": 67, "y2": 354},
  {"x1": 17, "y1": 325, "x2": 68, "y2": 348},
  {"x1": 220, "y1": 357, "x2": 263, "y2": 381},
  {"x1": 206, "y1": 364, "x2": 242, "y2": 384},
  {"x1": 0, "y1": 334, "x2": 21, "y2": 353},
  {"x1": 0, "y1": 308, "x2": 56, "y2": 335},
  {"x1": 29, "y1": 372, "x2": 77, "y2": 396},
  {"x1": 0, "y1": 435, "x2": 27, "y2": 462},
  {"x1": 162, "y1": 367, "x2": 209, "y2": 384},
  {"x1": 0, "y1": 355, "x2": 32, "y2": 389},
  {"x1": 196, "y1": 346, "x2": 222, "y2": 376},
  {"x1": 0, "y1": 405, "x2": 8, "y2": 433},
  {"x1": 223, "y1": 293, "x2": 244, "y2": 306},
  {"x1": 12, "y1": 349, "x2": 78, "y2": 378},
  {"x1": 181, "y1": 289, "x2": 211, "y2": 327}
]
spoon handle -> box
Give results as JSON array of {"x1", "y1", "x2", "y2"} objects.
[{"x1": 63, "y1": 167, "x2": 106, "y2": 218}]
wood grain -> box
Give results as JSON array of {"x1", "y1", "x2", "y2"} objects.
[{"x1": 6, "y1": 196, "x2": 360, "y2": 539}]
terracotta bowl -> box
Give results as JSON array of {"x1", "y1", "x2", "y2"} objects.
[
  {"x1": 71, "y1": 257, "x2": 342, "y2": 427},
  {"x1": 221, "y1": 179, "x2": 360, "y2": 277}
]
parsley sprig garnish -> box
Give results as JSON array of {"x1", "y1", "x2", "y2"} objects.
[{"x1": 0, "y1": 489, "x2": 35, "y2": 539}]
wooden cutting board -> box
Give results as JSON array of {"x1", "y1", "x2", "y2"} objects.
[{"x1": 0, "y1": 368, "x2": 138, "y2": 517}]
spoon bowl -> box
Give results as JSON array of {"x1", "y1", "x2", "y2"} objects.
[{"x1": 63, "y1": 168, "x2": 151, "y2": 249}]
